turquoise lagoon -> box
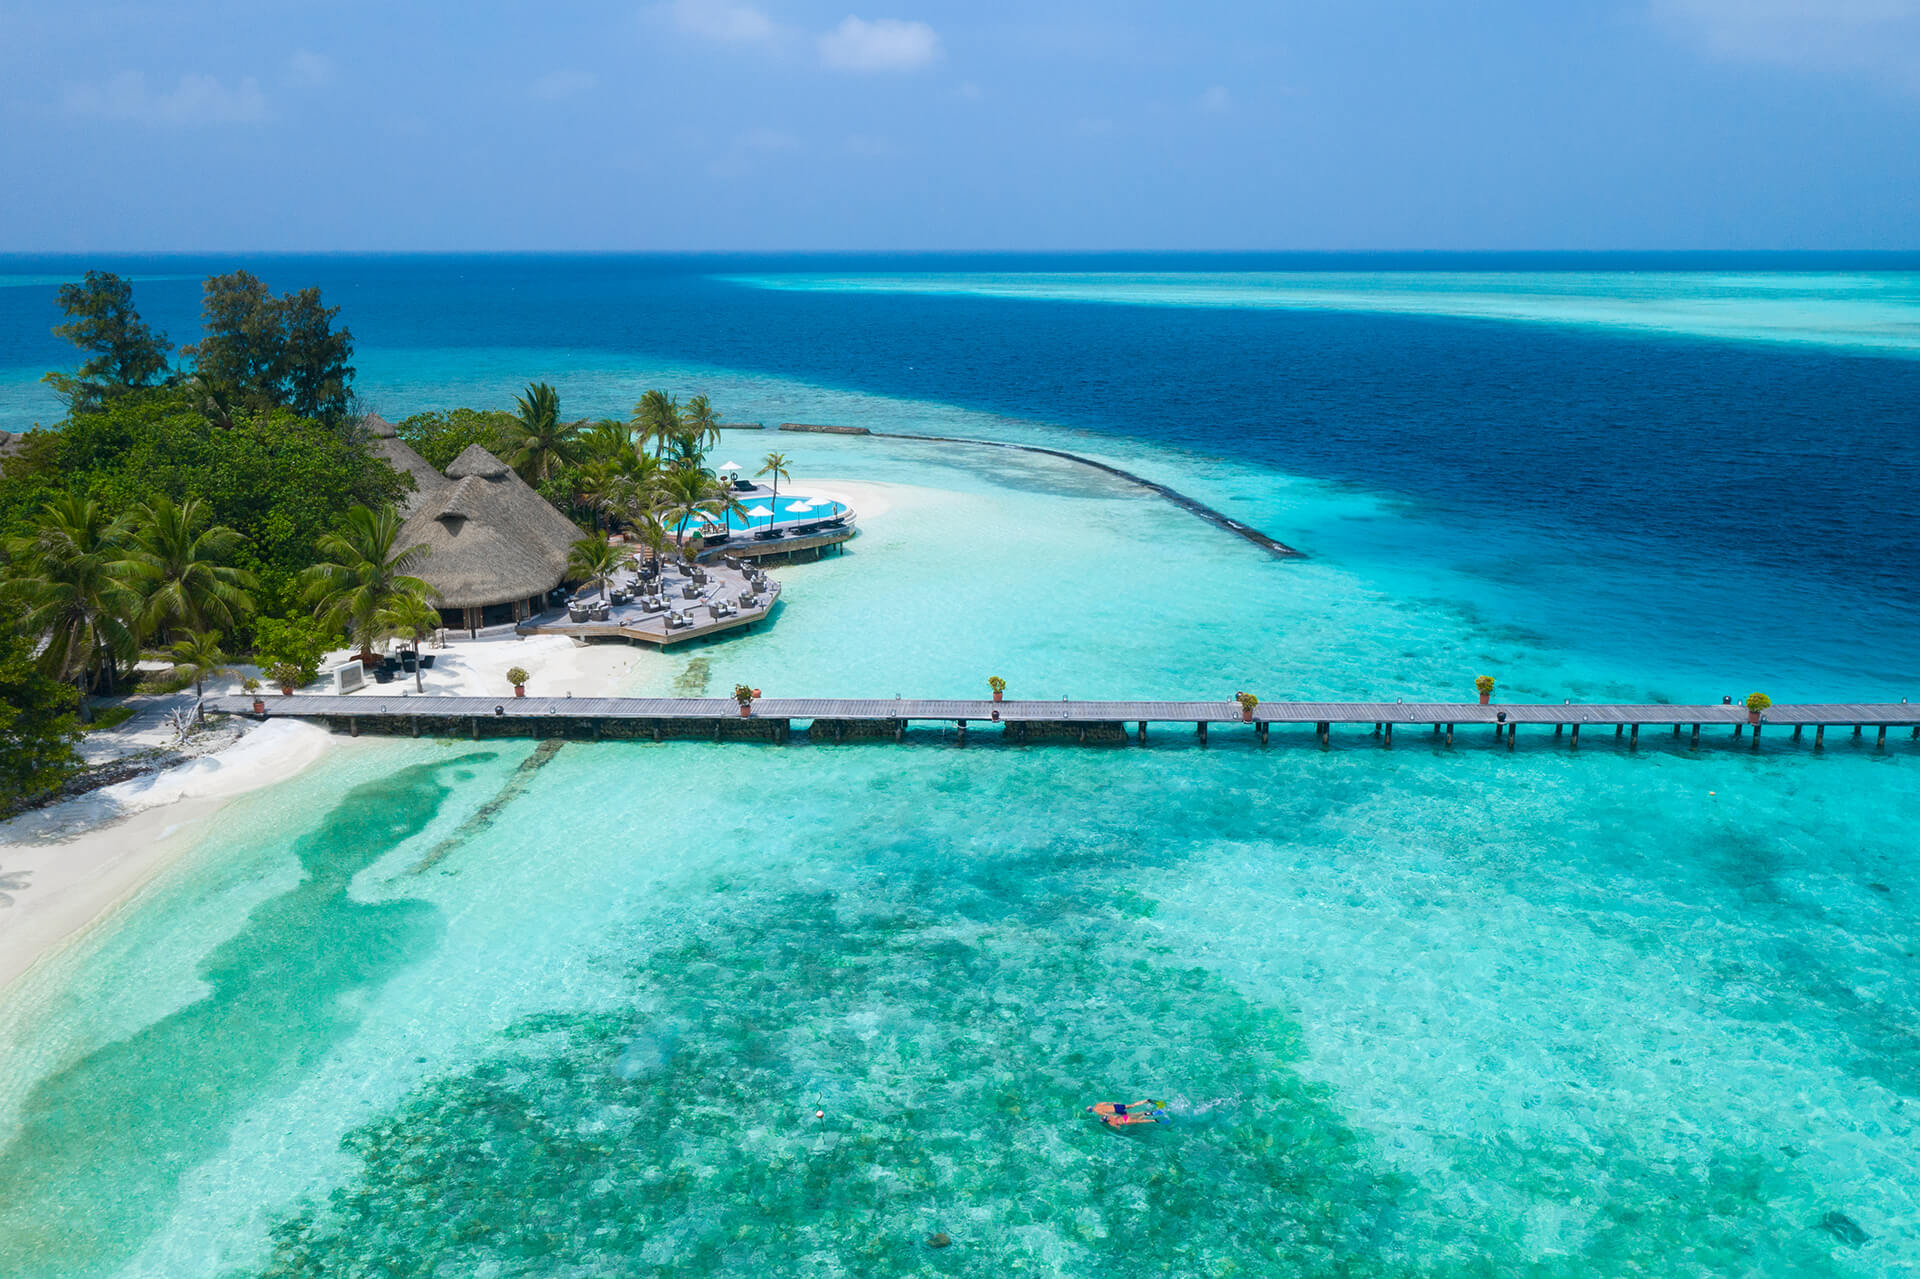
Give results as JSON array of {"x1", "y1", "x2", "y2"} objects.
[{"x1": 2, "y1": 404, "x2": 1917, "y2": 1277}]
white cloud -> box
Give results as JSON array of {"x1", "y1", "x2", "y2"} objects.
[
  {"x1": 1200, "y1": 85, "x2": 1230, "y2": 112},
  {"x1": 818, "y1": 16, "x2": 940, "y2": 72},
  {"x1": 668, "y1": 0, "x2": 777, "y2": 43},
  {"x1": 62, "y1": 72, "x2": 267, "y2": 127},
  {"x1": 288, "y1": 51, "x2": 333, "y2": 88},
  {"x1": 529, "y1": 69, "x2": 600, "y2": 100},
  {"x1": 1654, "y1": 0, "x2": 1920, "y2": 86}
]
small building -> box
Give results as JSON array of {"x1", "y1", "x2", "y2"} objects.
[{"x1": 395, "y1": 444, "x2": 584, "y2": 635}]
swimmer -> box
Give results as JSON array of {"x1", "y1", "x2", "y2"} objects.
[{"x1": 1087, "y1": 1099, "x2": 1168, "y2": 1128}]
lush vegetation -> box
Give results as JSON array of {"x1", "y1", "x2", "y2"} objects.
[{"x1": 1, "y1": 268, "x2": 744, "y2": 804}]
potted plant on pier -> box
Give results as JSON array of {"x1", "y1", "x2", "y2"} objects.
[
  {"x1": 1475, "y1": 675, "x2": 1496, "y2": 705},
  {"x1": 734, "y1": 683, "x2": 756, "y2": 717},
  {"x1": 1745, "y1": 692, "x2": 1771, "y2": 725},
  {"x1": 507, "y1": 666, "x2": 530, "y2": 698},
  {"x1": 244, "y1": 677, "x2": 264, "y2": 714},
  {"x1": 269, "y1": 662, "x2": 304, "y2": 697},
  {"x1": 989, "y1": 676, "x2": 1006, "y2": 703},
  {"x1": 1235, "y1": 691, "x2": 1259, "y2": 723}
]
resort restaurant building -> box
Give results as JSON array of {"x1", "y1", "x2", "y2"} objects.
[{"x1": 367, "y1": 418, "x2": 582, "y2": 635}]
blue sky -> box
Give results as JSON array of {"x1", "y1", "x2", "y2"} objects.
[{"x1": 2, "y1": 0, "x2": 1917, "y2": 250}]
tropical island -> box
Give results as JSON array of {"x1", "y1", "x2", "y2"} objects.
[{"x1": 0, "y1": 270, "x2": 850, "y2": 814}]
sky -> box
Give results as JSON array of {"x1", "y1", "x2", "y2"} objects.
[{"x1": 1, "y1": 0, "x2": 1918, "y2": 251}]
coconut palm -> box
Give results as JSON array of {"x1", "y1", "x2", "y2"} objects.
[
  {"x1": 167, "y1": 628, "x2": 230, "y2": 698},
  {"x1": 660, "y1": 465, "x2": 721, "y2": 542},
  {"x1": 579, "y1": 417, "x2": 634, "y2": 465},
  {"x1": 373, "y1": 593, "x2": 443, "y2": 692},
  {"x1": 633, "y1": 389, "x2": 680, "y2": 464},
  {"x1": 301, "y1": 504, "x2": 436, "y2": 661},
  {"x1": 116, "y1": 494, "x2": 257, "y2": 642},
  {"x1": 2, "y1": 494, "x2": 139, "y2": 717},
  {"x1": 572, "y1": 457, "x2": 626, "y2": 533},
  {"x1": 504, "y1": 382, "x2": 580, "y2": 484},
  {"x1": 631, "y1": 511, "x2": 674, "y2": 579},
  {"x1": 567, "y1": 533, "x2": 630, "y2": 600},
  {"x1": 757, "y1": 450, "x2": 792, "y2": 533},
  {"x1": 681, "y1": 394, "x2": 722, "y2": 463}
]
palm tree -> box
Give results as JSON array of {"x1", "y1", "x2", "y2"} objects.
[
  {"x1": 572, "y1": 457, "x2": 624, "y2": 533},
  {"x1": 757, "y1": 450, "x2": 792, "y2": 533},
  {"x1": 301, "y1": 505, "x2": 436, "y2": 661},
  {"x1": 681, "y1": 394, "x2": 722, "y2": 464},
  {"x1": 116, "y1": 494, "x2": 257, "y2": 643},
  {"x1": 373, "y1": 594, "x2": 443, "y2": 692},
  {"x1": 567, "y1": 533, "x2": 629, "y2": 600},
  {"x1": 631, "y1": 511, "x2": 674, "y2": 579},
  {"x1": 633, "y1": 390, "x2": 680, "y2": 465},
  {"x1": 660, "y1": 466, "x2": 720, "y2": 544},
  {"x1": 168, "y1": 628, "x2": 229, "y2": 698},
  {"x1": 2, "y1": 494, "x2": 140, "y2": 718},
  {"x1": 580, "y1": 417, "x2": 634, "y2": 465},
  {"x1": 504, "y1": 382, "x2": 580, "y2": 484}
]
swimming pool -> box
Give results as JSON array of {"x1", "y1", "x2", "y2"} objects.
[{"x1": 673, "y1": 494, "x2": 848, "y2": 535}]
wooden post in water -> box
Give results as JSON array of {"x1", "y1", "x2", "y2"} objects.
[
  {"x1": 1555, "y1": 723, "x2": 1563, "y2": 737},
  {"x1": 1690, "y1": 723, "x2": 1699, "y2": 748},
  {"x1": 1877, "y1": 725, "x2": 1887, "y2": 747},
  {"x1": 1793, "y1": 725, "x2": 1803, "y2": 741},
  {"x1": 1196, "y1": 721, "x2": 1208, "y2": 744},
  {"x1": 1630, "y1": 723, "x2": 1639, "y2": 748},
  {"x1": 470, "y1": 717, "x2": 478, "y2": 740},
  {"x1": 1507, "y1": 722, "x2": 1516, "y2": 749},
  {"x1": 1257, "y1": 721, "x2": 1270, "y2": 745},
  {"x1": 1445, "y1": 723, "x2": 1453, "y2": 746},
  {"x1": 1854, "y1": 725, "x2": 1862, "y2": 738},
  {"x1": 956, "y1": 719, "x2": 966, "y2": 746},
  {"x1": 1751, "y1": 723, "x2": 1761, "y2": 750},
  {"x1": 1571, "y1": 722, "x2": 1581, "y2": 747},
  {"x1": 1616, "y1": 724, "x2": 1624, "y2": 740},
  {"x1": 1734, "y1": 723, "x2": 1743, "y2": 739},
  {"x1": 349, "y1": 718, "x2": 359, "y2": 738},
  {"x1": 1382, "y1": 722, "x2": 1392, "y2": 746},
  {"x1": 1815, "y1": 724, "x2": 1825, "y2": 748},
  {"x1": 1137, "y1": 721, "x2": 1147, "y2": 743},
  {"x1": 411, "y1": 715, "x2": 419, "y2": 738},
  {"x1": 1318, "y1": 721, "x2": 1330, "y2": 747}
]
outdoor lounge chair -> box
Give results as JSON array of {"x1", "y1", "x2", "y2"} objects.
[{"x1": 666, "y1": 610, "x2": 693, "y2": 629}]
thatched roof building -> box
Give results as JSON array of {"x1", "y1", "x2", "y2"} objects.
[
  {"x1": 361, "y1": 414, "x2": 448, "y2": 516},
  {"x1": 397, "y1": 444, "x2": 584, "y2": 632}
]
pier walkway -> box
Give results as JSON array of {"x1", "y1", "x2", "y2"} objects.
[{"x1": 206, "y1": 695, "x2": 1920, "y2": 750}]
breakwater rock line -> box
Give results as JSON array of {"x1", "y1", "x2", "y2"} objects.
[{"x1": 778, "y1": 422, "x2": 1305, "y2": 559}]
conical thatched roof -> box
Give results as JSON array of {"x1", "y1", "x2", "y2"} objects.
[
  {"x1": 397, "y1": 444, "x2": 585, "y2": 609},
  {"x1": 361, "y1": 413, "x2": 448, "y2": 516}
]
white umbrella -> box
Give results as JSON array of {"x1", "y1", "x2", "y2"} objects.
[
  {"x1": 786, "y1": 501, "x2": 815, "y2": 513},
  {"x1": 719, "y1": 461, "x2": 744, "y2": 474},
  {"x1": 746, "y1": 505, "x2": 773, "y2": 518}
]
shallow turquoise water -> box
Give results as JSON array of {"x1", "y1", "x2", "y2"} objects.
[{"x1": 1, "y1": 430, "x2": 1915, "y2": 1277}]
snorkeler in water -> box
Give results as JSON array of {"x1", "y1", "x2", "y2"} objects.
[{"x1": 1087, "y1": 1099, "x2": 1168, "y2": 1128}]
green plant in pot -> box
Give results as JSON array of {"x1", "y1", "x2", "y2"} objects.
[
  {"x1": 988, "y1": 675, "x2": 1006, "y2": 702},
  {"x1": 1475, "y1": 675, "x2": 1496, "y2": 705},
  {"x1": 734, "y1": 683, "x2": 756, "y2": 717},
  {"x1": 243, "y1": 676, "x2": 264, "y2": 712},
  {"x1": 506, "y1": 666, "x2": 530, "y2": 698},
  {"x1": 1235, "y1": 690, "x2": 1259, "y2": 722},
  {"x1": 269, "y1": 662, "x2": 304, "y2": 697},
  {"x1": 1745, "y1": 691, "x2": 1771, "y2": 725}
]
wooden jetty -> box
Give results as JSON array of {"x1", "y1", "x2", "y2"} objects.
[{"x1": 206, "y1": 695, "x2": 1920, "y2": 751}]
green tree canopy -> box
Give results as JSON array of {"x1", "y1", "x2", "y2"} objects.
[
  {"x1": 116, "y1": 494, "x2": 258, "y2": 642},
  {"x1": 0, "y1": 620, "x2": 83, "y2": 813},
  {"x1": 183, "y1": 271, "x2": 355, "y2": 426},
  {"x1": 43, "y1": 271, "x2": 172, "y2": 411},
  {"x1": 2, "y1": 494, "x2": 140, "y2": 711},
  {"x1": 395, "y1": 408, "x2": 518, "y2": 471}
]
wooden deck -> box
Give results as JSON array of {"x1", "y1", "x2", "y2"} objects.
[{"x1": 205, "y1": 695, "x2": 1920, "y2": 749}]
